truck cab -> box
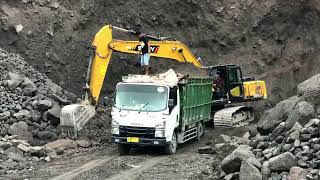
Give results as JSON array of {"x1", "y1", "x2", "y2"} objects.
[{"x1": 111, "y1": 73, "x2": 212, "y2": 155}]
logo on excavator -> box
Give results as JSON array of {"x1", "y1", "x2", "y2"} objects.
[{"x1": 135, "y1": 45, "x2": 160, "y2": 54}]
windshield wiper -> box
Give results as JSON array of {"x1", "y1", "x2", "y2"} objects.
[
  {"x1": 139, "y1": 103, "x2": 149, "y2": 113},
  {"x1": 117, "y1": 104, "x2": 126, "y2": 112}
]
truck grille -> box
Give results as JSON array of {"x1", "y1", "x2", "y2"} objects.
[{"x1": 119, "y1": 126, "x2": 155, "y2": 139}]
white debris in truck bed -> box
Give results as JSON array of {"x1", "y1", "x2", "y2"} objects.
[{"x1": 122, "y1": 69, "x2": 183, "y2": 87}]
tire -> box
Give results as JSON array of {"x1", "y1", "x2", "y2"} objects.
[
  {"x1": 197, "y1": 122, "x2": 204, "y2": 141},
  {"x1": 164, "y1": 131, "x2": 178, "y2": 155},
  {"x1": 118, "y1": 144, "x2": 131, "y2": 155}
]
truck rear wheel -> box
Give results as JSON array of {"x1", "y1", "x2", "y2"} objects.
[
  {"x1": 197, "y1": 122, "x2": 204, "y2": 141},
  {"x1": 164, "y1": 131, "x2": 177, "y2": 155},
  {"x1": 118, "y1": 144, "x2": 131, "y2": 155}
]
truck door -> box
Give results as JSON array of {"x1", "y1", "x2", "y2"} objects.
[{"x1": 227, "y1": 67, "x2": 244, "y2": 102}]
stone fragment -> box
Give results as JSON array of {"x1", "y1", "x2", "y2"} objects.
[
  {"x1": 290, "y1": 131, "x2": 300, "y2": 140},
  {"x1": 37, "y1": 131, "x2": 57, "y2": 140},
  {"x1": 21, "y1": 77, "x2": 37, "y2": 95},
  {"x1": 221, "y1": 145, "x2": 260, "y2": 174},
  {"x1": 270, "y1": 122, "x2": 285, "y2": 140},
  {"x1": 198, "y1": 146, "x2": 215, "y2": 154},
  {"x1": 38, "y1": 100, "x2": 53, "y2": 111},
  {"x1": 6, "y1": 72, "x2": 23, "y2": 90},
  {"x1": 268, "y1": 152, "x2": 297, "y2": 171},
  {"x1": 8, "y1": 121, "x2": 33, "y2": 142},
  {"x1": 44, "y1": 139, "x2": 77, "y2": 150},
  {"x1": 47, "y1": 105, "x2": 61, "y2": 126},
  {"x1": 239, "y1": 160, "x2": 262, "y2": 180}
]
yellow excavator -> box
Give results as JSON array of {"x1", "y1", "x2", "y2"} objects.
[{"x1": 60, "y1": 25, "x2": 267, "y2": 137}]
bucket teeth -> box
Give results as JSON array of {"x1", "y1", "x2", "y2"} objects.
[{"x1": 61, "y1": 127, "x2": 78, "y2": 139}]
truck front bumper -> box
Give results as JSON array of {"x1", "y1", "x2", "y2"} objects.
[{"x1": 112, "y1": 136, "x2": 167, "y2": 146}]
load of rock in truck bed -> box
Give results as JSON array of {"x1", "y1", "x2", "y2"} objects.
[{"x1": 123, "y1": 68, "x2": 209, "y2": 87}]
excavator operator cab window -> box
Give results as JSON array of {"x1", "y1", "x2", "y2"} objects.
[
  {"x1": 169, "y1": 86, "x2": 178, "y2": 113},
  {"x1": 228, "y1": 68, "x2": 242, "y2": 84}
]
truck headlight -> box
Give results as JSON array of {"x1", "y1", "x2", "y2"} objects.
[
  {"x1": 112, "y1": 120, "x2": 119, "y2": 135},
  {"x1": 155, "y1": 129, "x2": 165, "y2": 137},
  {"x1": 155, "y1": 121, "x2": 165, "y2": 137}
]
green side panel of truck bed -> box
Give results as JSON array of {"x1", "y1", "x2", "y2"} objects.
[{"x1": 179, "y1": 78, "x2": 213, "y2": 126}]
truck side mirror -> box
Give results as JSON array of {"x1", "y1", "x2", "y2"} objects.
[
  {"x1": 168, "y1": 99, "x2": 174, "y2": 108},
  {"x1": 104, "y1": 97, "x2": 114, "y2": 108}
]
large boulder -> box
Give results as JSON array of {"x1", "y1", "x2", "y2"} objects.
[
  {"x1": 13, "y1": 110, "x2": 31, "y2": 121},
  {"x1": 47, "y1": 105, "x2": 61, "y2": 126},
  {"x1": 44, "y1": 139, "x2": 77, "y2": 150},
  {"x1": 4, "y1": 147, "x2": 25, "y2": 162},
  {"x1": 20, "y1": 77, "x2": 37, "y2": 96},
  {"x1": 261, "y1": 161, "x2": 271, "y2": 179},
  {"x1": 297, "y1": 73, "x2": 320, "y2": 96},
  {"x1": 77, "y1": 140, "x2": 92, "y2": 148},
  {"x1": 221, "y1": 145, "x2": 261, "y2": 174},
  {"x1": 239, "y1": 160, "x2": 262, "y2": 180},
  {"x1": 270, "y1": 122, "x2": 285, "y2": 140},
  {"x1": 268, "y1": 152, "x2": 297, "y2": 171},
  {"x1": 37, "y1": 131, "x2": 57, "y2": 140},
  {"x1": 38, "y1": 99, "x2": 53, "y2": 111},
  {"x1": 6, "y1": 72, "x2": 23, "y2": 89},
  {"x1": 284, "y1": 101, "x2": 316, "y2": 129},
  {"x1": 8, "y1": 121, "x2": 33, "y2": 142},
  {"x1": 287, "y1": 166, "x2": 307, "y2": 180},
  {"x1": 258, "y1": 96, "x2": 300, "y2": 133}
]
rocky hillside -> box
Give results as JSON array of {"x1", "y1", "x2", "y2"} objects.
[
  {"x1": 0, "y1": 48, "x2": 76, "y2": 145},
  {"x1": 1, "y1": 0, "x2": 320, "y2": 106},
  {"x1": 203, "y1": 73, "x2": 320, "y2": 179}
]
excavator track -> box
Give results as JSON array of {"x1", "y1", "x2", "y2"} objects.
[{"x1": 213, "y1": 106, "x2": 254, "y2": 127}]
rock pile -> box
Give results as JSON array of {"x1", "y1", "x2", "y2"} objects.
[
  {"x1": 0, "y1": 48, "x2": 76, "y2": 144},
  {"x1": 217, "y1": 73, "x2": 320, "y2": 180},
  {"x1": 0, "y1": 135, "x2": 92, "y2": 175}
]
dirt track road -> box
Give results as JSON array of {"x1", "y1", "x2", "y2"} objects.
[{"x1": 5, "y1": 127, "x2": 248, "y2": 180}]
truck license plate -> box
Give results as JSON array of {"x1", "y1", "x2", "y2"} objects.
[{"x1": 127, "y1": 137, "x2": 139, "y2": 143}]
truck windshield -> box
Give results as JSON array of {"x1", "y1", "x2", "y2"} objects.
[{"x1": 115, "y1": 84, "x2": 168, "y2": 112}]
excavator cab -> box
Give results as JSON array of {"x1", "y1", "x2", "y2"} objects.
[
  {"x1": 203, "y1": 65, "x2": 244, "y2": 104},
  {"x1": 203, "y1": 64, "x2": 267, "y2": 105}
]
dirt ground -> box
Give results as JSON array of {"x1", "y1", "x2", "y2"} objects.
[{"x1": 1, "y1": 126, "x2": 247, "y2": 180}]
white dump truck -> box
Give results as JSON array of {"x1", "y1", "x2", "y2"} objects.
[{"x1": 111, "y1": 70, "x2": 212, "y2": 155}]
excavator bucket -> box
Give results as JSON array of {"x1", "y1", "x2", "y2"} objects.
[{"x1": 60, "y1": 100, "x2": 96, "y2": 138}]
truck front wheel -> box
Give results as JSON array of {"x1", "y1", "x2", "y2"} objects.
[
  {"x1": 118, "y1": 144, "x2": 131, "y2": 155},
  {"x1": 197, "y1": 122, "x2": 204, "y2": 141},
  {"x1": 164, "y1": 131, "x2": 177, "y2": 155}
]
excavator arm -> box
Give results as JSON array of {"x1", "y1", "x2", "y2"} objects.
[
  {"x1": 89, "y1": 25, "x2": 201, "y2": 105},
  {"x1": 60, "y1": 25, "x2": 202, "y2": 137}
]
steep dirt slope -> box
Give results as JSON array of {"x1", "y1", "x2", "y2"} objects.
[{"x1": 0, "y1": 0, "x2": 320, "y2": 105}]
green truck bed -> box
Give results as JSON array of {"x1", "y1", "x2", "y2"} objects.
[{"x1": 178, "y1": 78, "x2": 213, "y2": 126}]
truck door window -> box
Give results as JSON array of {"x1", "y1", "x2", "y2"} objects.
[{"x1": 169, "y1": 87, "x2": 178, "y2": 112}]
